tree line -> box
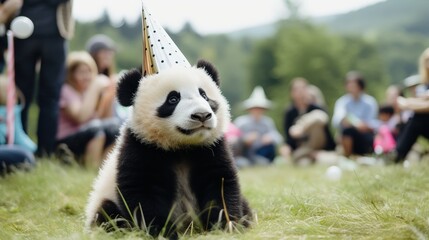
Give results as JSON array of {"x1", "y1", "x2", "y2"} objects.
[{"x1": 69, "y1": 9, "x2": 429, "y2": 131}]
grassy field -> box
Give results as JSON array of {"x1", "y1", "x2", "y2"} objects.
[{"x1": 1, "y1": 158, "x2": 429, "y2": 240}]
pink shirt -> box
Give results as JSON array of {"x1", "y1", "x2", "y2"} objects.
[
  {"x1": 56, "y1": 84, "x2": 95, "y2": 140},
  {"x1": 225, "y1": 122, "x2": 241, "y2": 142}
]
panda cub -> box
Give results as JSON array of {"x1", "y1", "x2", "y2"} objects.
[{"x1": 85, "y1": 60, "x2": 252, "y2": 238}]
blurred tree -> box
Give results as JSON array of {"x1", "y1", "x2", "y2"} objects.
[{"x1": 284, "y1": 0, "x2": 301, "y2": 20}]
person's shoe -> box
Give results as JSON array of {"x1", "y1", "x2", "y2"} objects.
[{"x1": 55, "y1": 144, "x2": 75, "y2": 165}]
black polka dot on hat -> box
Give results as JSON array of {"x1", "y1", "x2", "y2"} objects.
[{"x1": 142, "y1": 4, "x2": 191, "y2": 74}]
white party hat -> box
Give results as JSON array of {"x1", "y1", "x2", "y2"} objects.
[
  {"x1": 141, "y1": 2, "x2": 191, "y2": 76},
  {"x1": 242, "y1": 86, "x2": 272, "y2": 110}
]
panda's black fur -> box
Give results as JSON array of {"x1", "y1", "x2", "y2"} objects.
[{"x1": 85, "y1": 60, "x2": 252, "y2": 239}]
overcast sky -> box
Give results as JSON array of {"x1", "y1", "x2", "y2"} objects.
[{"x1": 72, "y1": 0, "x2": 385, "y2": 34}]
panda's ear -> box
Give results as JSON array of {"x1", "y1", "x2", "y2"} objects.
[
  {"x1": 196, "y1": 59, "x2": 219, "y2": 86},
  {"x1": 117, "y1": 68, "x2": 142, "y2": 107}
]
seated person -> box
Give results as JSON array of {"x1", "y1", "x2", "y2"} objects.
[
  {"x1": 307, "y1": 84, "x2": 326, "y2": 108},
  {"x1": 393, "y1": 94, "x2": 429, "y2": 162},
  {"x1": 0, "y1": 74, "x2": 35, "y2": 175},
  {"x1": 332, "y1": 71, "x2": 379, "y2": 157},
  {"x1": 392, "y1": 47, "x2": 429, "y2": 163},
  {"x1": 56, "y1": 51, "x2": 120, "y2": 168},
  {"x1": 234, "y1": 86, "x2": 283, "y2": 166},
  {"x1": 86, "y1": 34, "x2": 119, "y2": 120},
  {"x1": 283, "y1": 78, "x2": 336, "y2": 165}
]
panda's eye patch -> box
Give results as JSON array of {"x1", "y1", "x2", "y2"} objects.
[
  {"x1": 167, "y1": 91, "x2": 180, "y2": 105},
  {"x1": 199, "y1": 88, "x2": 209, "y2": 101}
]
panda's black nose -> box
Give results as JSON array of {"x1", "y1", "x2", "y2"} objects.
[{"x1": 191, "y1": 112, "x2": 212, "y2": 122}]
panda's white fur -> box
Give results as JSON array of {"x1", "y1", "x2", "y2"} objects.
[
  {"x1": 130, "y1": 66, "x2": 230, "y2": 150},
  {"x1": 84, "y1": 61, "x2": 251, "y2": 237},
  {"x1": 84, "y1": 126, "x2": 124, "y2": 229}
]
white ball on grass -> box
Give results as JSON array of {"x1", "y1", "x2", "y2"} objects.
[
  {"x1": 325, "y1": 165, "x2": 342, "y2": 181},
  {"x1": 11, "y1": 17, "x2": 34, "y2": 39}
]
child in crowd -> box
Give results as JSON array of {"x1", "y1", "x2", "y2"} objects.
[
  {"x1": 56, "y1": 51, "x2": 120, "y2": 168},
  {"x1": 373, "y1": 104, "x2": 396, "y2": 154}
]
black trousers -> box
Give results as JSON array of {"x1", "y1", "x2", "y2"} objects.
[
  {"x1": 342, "y1": 127, "x2": 374, "y2": 155},
  {"x1": 14, "y1": 36, "x2": 66, "y2": 156},
  {"x1": 56, "y1": 118, "x2": 121, "y2": 158},
  {"x1": 396, "y1": 113, "x2": 429, "y2": 160},
  {"x1": 0, "y1": 35, "x2": 7, "y2": 73}
]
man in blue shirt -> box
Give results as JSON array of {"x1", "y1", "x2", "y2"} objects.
[{"x1": 332, "y1": 71, "x2": 379, "y2": 157}]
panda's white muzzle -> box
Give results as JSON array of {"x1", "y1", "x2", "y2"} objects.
[{"x1": 177, "y1": 110, "x2": 216, "y2": 135}]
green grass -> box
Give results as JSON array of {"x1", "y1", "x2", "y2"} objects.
[{"x1": 1, "y1": 159, "x2": 429, "y2": 239}]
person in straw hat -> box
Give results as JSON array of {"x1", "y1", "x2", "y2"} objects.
[{"x1": 233, "y1": 86, "x2": 283, "y2": 167}]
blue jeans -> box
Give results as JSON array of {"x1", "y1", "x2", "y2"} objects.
[
  {"x1": 14, "y1": 37, "x2": 66, "y2": 156},
  {"x1": 255, "y1": 144, "x2": 276, "y2": 162},
  {"x1": 0, "y1": 145, "x2": 35, "y2": 174}
]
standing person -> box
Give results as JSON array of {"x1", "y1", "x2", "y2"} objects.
[
  {"x1": 391, "y1": 48, "x2": 429, "y2": 163},
  {"x1": 283, "y1": 78, "x2": 336, "y2": 165},
  {"x1": 0, "y1": 0, "x2": 23, "y2": 72},
  {"x1": 332, "y1": 71, "x2": 379, "y2": 158},
  {"x1": 234, "y1": 86, "x2": 283, "y2": 166},
  {"x1": 14, "y1": 0, "x2": 74, "y2": 157},
  {"x1": 56, "y1": 51, "x2": 119, "y2": 168}
]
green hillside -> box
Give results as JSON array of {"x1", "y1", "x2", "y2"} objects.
[
  {"x1": 321, "y1": 0, "x2": 429, "y2": 36},
  {"x1": 314, "y1": 0, "x2": 429, "y2": 84},
  {"x1": 229, "y1": 0, "x2": 429, "y2": 39}
]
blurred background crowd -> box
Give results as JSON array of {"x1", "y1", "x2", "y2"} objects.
[{"x1": 1, "y1": 0, "x2": 429, "y2": 174}]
